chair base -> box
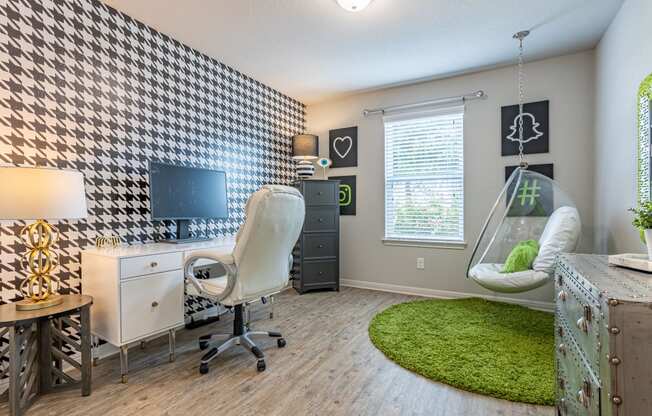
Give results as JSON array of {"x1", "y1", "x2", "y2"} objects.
[{"x1": 197, "y1": 304, "x2": 285, "y2": 374}]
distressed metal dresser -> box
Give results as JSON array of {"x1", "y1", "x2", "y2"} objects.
[{"x1": 555, "y1": 254, "x2": 652, "y2": 415}]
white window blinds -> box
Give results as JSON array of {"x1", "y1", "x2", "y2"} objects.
[{"x1": 384, "y1": 106, "x2": 464, "y2": 243}]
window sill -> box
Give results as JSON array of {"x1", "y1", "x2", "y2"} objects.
[{"x1": 382, "y1": 239, "x2": 467, "y2": 250}]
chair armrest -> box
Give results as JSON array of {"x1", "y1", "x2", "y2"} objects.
[{"x1": 184, "y1": 250, "x2": 237, "y2": 302}]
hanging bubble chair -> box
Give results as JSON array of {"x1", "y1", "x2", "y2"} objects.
[{"x1": 466, "y1": 167, "x2": 581, "y2": 293}]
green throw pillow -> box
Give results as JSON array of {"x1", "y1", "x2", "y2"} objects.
[{"x1": 502, "y1": 240, "x2": 540, "y2": 273}]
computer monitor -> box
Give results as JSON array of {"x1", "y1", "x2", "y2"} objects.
[{"x1": 149, "y1": 161, "x2": 228, "y2": 242}]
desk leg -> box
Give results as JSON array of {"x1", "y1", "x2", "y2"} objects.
[
  {"x1": 169, "y1": 329, "x2": 176, "y2": 363},
  {"x1": 119, "y1": 346, "x2": 128, "y2": 384},
  {"x1": 80, "y1": 306, "x2": 92, "y2": 396}
]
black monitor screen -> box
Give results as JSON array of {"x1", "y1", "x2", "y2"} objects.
[{"x1": 149, "y1": 162, "x2": 228, "y2": 220}]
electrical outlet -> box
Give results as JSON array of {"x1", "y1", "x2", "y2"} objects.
[{"x1": 416, "y1": 257, "x2": 425, "y2": 270}]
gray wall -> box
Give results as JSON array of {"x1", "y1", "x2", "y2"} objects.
[
  {"x1": 306, "y1": 51, "x2": 596, "y2": 306},
  {"x1": 594, "y1": 0, "x2": 652, "y2": 254}
]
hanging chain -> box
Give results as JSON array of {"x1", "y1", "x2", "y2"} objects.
[{"x1": 513, "y1": 30, "x2": 529, "y2": 168}]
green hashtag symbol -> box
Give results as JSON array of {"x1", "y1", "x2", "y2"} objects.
[{"x1": 517, "y1": 179, "x2": 541, "y2": 206}]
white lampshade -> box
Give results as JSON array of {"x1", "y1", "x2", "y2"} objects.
[{"x1": 0, "y1": 167, "x2": 88, "y2": 220}]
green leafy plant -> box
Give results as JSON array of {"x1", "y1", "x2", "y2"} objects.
[{"x1": 630, "y1": 201, "x2": 652, "y2": 231}]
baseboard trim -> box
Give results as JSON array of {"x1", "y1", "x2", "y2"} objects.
[{"x1": 340, "y1": 278, "x2": 554, "y2": 312}]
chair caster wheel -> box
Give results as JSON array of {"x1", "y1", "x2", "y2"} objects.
[
  {"x1": 277, "y1": 338, "x2": 286, "y2": 348},
  {"x1": 199, "y1": 363, "x2": 209, "y2": 375},
  {"x1": 199, "y1": 341, "x2": 209, "y2": 351},
  {"x1": 257, "y1": 360, "x2": 266, "y2": 372}
]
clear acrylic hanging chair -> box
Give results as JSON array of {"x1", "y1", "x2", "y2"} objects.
[{"x1": 466, "y1": 167, "x2": 581, "y2": 293}]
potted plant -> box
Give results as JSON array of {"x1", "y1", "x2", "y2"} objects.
[{"x1": 630, "y1": 201, "x2": 652, "y2": 259}]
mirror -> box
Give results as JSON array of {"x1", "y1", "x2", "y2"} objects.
[{"x1": 637, "y1": 73, "x2": 652, "y2": 202}]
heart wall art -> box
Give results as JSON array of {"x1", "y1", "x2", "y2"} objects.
[{"x1": 329, "y1": 126, "x2": 358, "y2": 168}]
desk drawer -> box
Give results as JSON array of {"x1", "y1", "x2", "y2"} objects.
[
  {"x1": 304, "y1": 181, "x2": 338, "y2": 206},
  {"x1": 120, "y1": 252, "x2": 183, "y2": 279},
  {"x1": 303, "y1": 233, "x2": 338, "y2": 259},
  {"x1": 304, "y1": 207, "x2": 338, "y2": 232},
  {"x1": 120, "y1": 270, "x2": 184, "y2": 343}
]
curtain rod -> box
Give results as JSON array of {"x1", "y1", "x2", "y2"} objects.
[{"x1": 362, "y1": 90, "x2": 486, "y2": 117}]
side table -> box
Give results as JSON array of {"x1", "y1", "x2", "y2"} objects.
[{"x1": 0, "y1": 294, "x2": 93, "y2": 416}]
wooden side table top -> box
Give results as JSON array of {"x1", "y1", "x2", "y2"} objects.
[{"x1": 0, "y1": 294, "x2": 93, "y2": 326}]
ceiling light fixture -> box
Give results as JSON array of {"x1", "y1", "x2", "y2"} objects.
[{"x1": 336, "y1": 0, "x2": 373, "y2": 12}]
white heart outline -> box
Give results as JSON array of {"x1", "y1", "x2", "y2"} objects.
[{"x1": 333, "y1": 136, "x2": 353, "y2": 160}]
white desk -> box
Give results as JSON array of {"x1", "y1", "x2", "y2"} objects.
[{"x1": 81, "y1": 236, "x2": 235, "y2": 382}]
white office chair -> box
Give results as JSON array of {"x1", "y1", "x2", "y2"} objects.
[{"x1": 184, "y1": 185, "x2": 305, "y2": 374}]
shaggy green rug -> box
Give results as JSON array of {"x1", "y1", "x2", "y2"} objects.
[{"x1": 368, "y1": 297, "x2": 554, "y2": 405}]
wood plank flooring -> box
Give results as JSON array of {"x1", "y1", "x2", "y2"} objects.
[{"x1": 2, "y1": 287, "x2": 554, "y2": 416}]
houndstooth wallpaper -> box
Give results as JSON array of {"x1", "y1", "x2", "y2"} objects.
[{"x1": 0, "y1": 0, "x2": 305, "y2": 312}]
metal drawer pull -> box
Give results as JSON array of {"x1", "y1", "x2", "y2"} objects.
[
  {"x1": 151, "y1": 301, "x2": 159, "y2": 308},
  {"x1": 557, "y1": 290, "x2": 567, "y2": 301},
  {"x1": 576, "y1": 317, "x2": 588, "y2": 333},
  {"x1": 610, "y1": 356, "x2": 621, "y2": 365},
  {"x1": 558, "y1": 343, "x2": 566, "y2": 355},
  {"x1": 318, "y1": 218, "x2": 324, "y2": 223},
  {"x1": 612, "y1": 396, "x2": 622, "y2": 405},
  {"x1": 318, "y1": 271, "x2": 324, "y2": 276},
  {"x1": 318, "y1": 244, "x2": 324, "y2": 248},
  {"x1": 150, "y1": 261, "x2": 158, "y2": 268},
  {"x1": 610, "y1": 326, "x2": 620, "y2": 335},
  {"x1": 577, "y1": 390, "x2": 588, "y2": 407}
]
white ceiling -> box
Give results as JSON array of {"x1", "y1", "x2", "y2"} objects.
[{"x1": 103, "y1": 0, "x2": 623, "y2": 104}]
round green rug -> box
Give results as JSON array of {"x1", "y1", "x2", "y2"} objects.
[{"x1": 368, "y1": 297, "x2": 554, "y2": 405}]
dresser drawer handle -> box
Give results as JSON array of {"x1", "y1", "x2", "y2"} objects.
[
  {"x1": 576, "y1": 317, "x2": 588, "y2": 333},
  {"x1": 151, "y1": 301, "x2": 159, "y2": 308},
  {"x1": 317, "y1": 191, "x2": 323, "y2": 196},
  {"x1": 557, "y1": 290, "x2": 567, "y2": 301},
  {"x1": 318, "y1": 218, "x2": 324, "y2": 223},
  {"x1": 150, "y1": 261, "x2": 159, "y2": 268},
  {"x1": 558, "y1": 343, "x2": 566, "y2": 355},
  {"x1": 577, "y1": 389, "x2": 588, "y2": 407},
  {"x1": 318, "y1": 244, "x2": 325, "y2": 248},
  {"x1": 318, "y1": 271, "x2": 324, "y2": 275}
]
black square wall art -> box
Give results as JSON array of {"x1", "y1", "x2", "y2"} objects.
[
  {"x1": 331, "y1": 175, "x2": 356, "y2": 215},
  {"x1": 505, "y1": 164, "x2": 554, "y2": 217},
  {"x1": 501, "y1": 100, "x2": 549, "y2": 156},
  {"x1": 329, "y1": 126, "x2": 358, "y2": 168}
]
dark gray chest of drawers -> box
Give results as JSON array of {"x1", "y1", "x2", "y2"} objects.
[
  {"x1": 292, "y1": 180, "x2": 340, "y2": 294},
  {"x1": 555, "y1": 254, "x2": 652, "y2": 416}
]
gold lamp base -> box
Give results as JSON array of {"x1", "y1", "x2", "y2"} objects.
[{"x1": 15, "y1": 295, "x2": 63, "y2": 311}]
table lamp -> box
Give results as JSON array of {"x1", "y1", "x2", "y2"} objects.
[
  {"x1": 292, "y1": 134, "x2": 319, "y2": 178},
  {"x1": 0, "y1": 167, "x2": 88, "y2": 310}
]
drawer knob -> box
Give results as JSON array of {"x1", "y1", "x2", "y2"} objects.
[
  {"x1": 151, "y1": 301, "x2": 159, "y2": 308},
  {"x1": 610, "y1": 326, "x2": 620, "y2": 335},
  {"x1": 318, "y1": 271, "x2": 324, "y2": 276},
  {"x1": 318, "y1": 244, "x2": 325, "y2": 248},
  {"x1": 612, "y1": 396, "x2": 622, "y2": 405},
  {"x1": 150, "y1": 261, "x2": 158, "y2": 268},
  {"x1": 558, "y1": 343, "x2": 566, "y2": 355},
  {"x1": 557, "y1": 290, "x2": 567, "y2": 301},
  {"x1": 576, "y1": 317, "x2": 588, "y2": 333},
  {"x1": 318, "y1": 218, "x2": 324, "y2": 223}
]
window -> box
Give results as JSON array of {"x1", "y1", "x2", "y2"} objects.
[{"x1": 384, "y1": 106, "x2": 464, "y2": 245}]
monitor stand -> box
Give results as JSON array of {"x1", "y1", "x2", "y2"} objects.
[{"x1": 158, "y1": 219, "x2": 211, "y2": 244}]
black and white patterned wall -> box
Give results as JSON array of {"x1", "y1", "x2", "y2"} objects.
[{"x1": 0, "y1": 0, "x2": 305, "y2": 311}]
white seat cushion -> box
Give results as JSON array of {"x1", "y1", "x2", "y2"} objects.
[
  {"x1": 533, "y1": 206, "x2": 581, "y2": 273},
  {"x1": 469, "y1": 263, "x2": 550, "y2": 293},
  {"x1": 186, "y1": 275, "x2": 228, "y2": 297}
]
